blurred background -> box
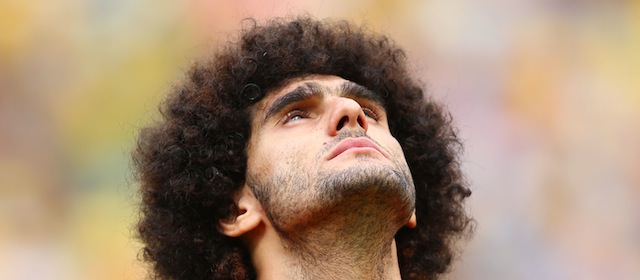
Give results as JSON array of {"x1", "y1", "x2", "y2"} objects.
[{"x1": 1, "y1": 0, "x2": 638, "y2": 279}]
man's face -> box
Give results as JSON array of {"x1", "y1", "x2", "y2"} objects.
[{"x1": 246, "y1": 75, "x2": 415, "y2": 238}]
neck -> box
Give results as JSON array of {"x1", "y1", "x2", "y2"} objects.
[
  {"x1": 287, "y1": 240, "x2": 401, "y2": 280},
  {"x1": 246, "y1": 211, "x2": 405, "y2": 280},
  {"x1": 244, "y1": 176, "x2": 414, "y2": 279},
  {"x1": 248, "y1": 224, "x2": 403, "y2": 280}
]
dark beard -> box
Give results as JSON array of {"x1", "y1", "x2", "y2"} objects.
[
  {"x1": 317, "y1": 161, "x2": 414, "y2": 214},
  {"x1": 249, "y1": 160, "x2": 412, "y2": 278},
  {"x1": 314, "y1": 161, "x2": 415, "y2": 230},
  {"x1": 247, "y1": 129, "x2": 415, "y2": 245},
  {"x1": 250, "y1": 159, "x2": 415, "y2": 243}
]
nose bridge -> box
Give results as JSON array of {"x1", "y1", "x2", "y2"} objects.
[{"x1": 327, "y1": 96, "x2": 367, "y2": 135}]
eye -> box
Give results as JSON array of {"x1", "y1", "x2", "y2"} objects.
[
  {"x1": 282, "y1": 109, "x2": 309, "y2": 124},
  {"x1": 361, "y1": 107, "x2": 379, "y2": 120}
]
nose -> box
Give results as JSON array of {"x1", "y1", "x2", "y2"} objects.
[{"x1": 327, "y1": 97, "x2": 368, "y2": 136}]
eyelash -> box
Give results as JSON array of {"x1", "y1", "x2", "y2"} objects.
[
  {"x1": 361, "y1": 107, "x2": 379, "y2": 120},
  {"x1": 282, "y1": 109, "x2": 309, "y2": 123}
]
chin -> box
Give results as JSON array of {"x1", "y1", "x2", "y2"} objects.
[
  {"x1": 316, "y1": 163, "x2": 415, "y2": 214},
  {"x1": 257, "y1": 160, "x2": 415, "y2": 236}
]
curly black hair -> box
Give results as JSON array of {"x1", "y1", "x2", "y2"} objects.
[{"x1": 133, "y1": 15, "x2": 472, "y2": 280}]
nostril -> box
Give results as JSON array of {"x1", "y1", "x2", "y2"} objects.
[
  {"x1": 357, "y1": 115, "x2": 365, "y2": 128},
  {"x1": 337, "y1": 116, "x2": 348, "y2": 131}
]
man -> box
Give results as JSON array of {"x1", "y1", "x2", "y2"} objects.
[{"x1": 133, "y1": 16, "x2": 472, "y2": 279}]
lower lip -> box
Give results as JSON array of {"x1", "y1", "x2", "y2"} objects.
[{"x1": 335, "y1": 147, "x2": 381, "y2": 158}]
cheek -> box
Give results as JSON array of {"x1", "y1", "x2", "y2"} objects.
[
  {"x1": 371, "y1": 130, "x2": 405, "y2": 157},
  {"x1": 389, "y1": 138, "x2": 406, "y2": 157},
  {"x1": 250, "y1": 138, "x2": 309, "y2": 175},
  {"x1": 246, "y1": 139, "x2": 276, "y2": 178}
]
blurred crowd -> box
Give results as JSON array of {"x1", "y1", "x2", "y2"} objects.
[{"x1": 1, "y1": 1, "x2": 638, "y2": 279}]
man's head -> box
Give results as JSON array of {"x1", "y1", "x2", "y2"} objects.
[
  {"x1": 133, "y1": 16, "x2": 471, "y2": 279},
  {"x1": 241, "y1": 74, "x2": 416, "y2": 241}
]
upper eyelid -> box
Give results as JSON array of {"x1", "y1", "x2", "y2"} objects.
[
  {"x1": 282, "y1": 109, "x2": 308, "y2": 122},
  {"x1": 356, "y1": 100, "x2": 385, "y2": 118},
  {"x1": 361, "y1": 107, "x2": 379, "y2": 119},
  {"x1": 278, "y1": 100, "x2": 316, "y2": 119},
  {"x1": 276, "y1": 105, "x2": 312, "y2": 125},
  {"x1": 263, "y1": 85, "x2": 321, "y2": 124}
]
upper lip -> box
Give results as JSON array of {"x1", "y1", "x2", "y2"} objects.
[{"x1": 326, "y1": 137, "x2": 389, "y2": 160}]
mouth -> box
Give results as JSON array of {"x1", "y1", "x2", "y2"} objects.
[{"x1": 326, "y1": 137, "x2": 390, "y2": 160}]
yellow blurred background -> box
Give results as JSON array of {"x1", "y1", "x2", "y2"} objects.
[{"x1": 1, "y1": 1, "x2": 638, "y2": 279}]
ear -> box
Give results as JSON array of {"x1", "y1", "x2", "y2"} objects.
[
  {"x1": 406, "y1": 210, "x2": 417, "y2": 228},
  {"x1": 219, "y1": 184, "x2": 263, "y2": 237}
]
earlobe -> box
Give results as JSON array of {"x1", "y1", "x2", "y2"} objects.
[
  {"x1": 219, "y1": 185, "x2": 263, "y2": 237},
  {"x1": 406, "y1": 210, "x2": 417, "y2": 228}
]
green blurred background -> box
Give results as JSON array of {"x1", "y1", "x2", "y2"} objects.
[{"x1": 1, "y1": 0, "x2": 638, "y2": 279}]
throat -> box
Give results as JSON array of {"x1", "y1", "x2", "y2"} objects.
[
  {"x1": 287, "y1": 238, "x2": 400, "y2": 280},
  {"x1": 251, "y1": 202, "x2": 407, "y2": 280},
  {"x1": 247, "y1": 164, "x2": 414, "y2": 279},
  {"x1": 260, "y1": 231, "x2": 403, "y2": 280}
]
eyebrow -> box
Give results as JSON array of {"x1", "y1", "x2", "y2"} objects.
[
  {"x1": 263, "y1": 82, "x2": 323, "y2": 123},
  {"x1": 339, "y1": 81, "x2": 385, "y2": 108},
  {"x1": 261, "y1": 80, "x2": 385, "y2": 124}
]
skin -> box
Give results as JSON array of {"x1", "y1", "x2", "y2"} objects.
[{"x1": 220, "y1": 75, "x2": 417, "y2": 279}]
